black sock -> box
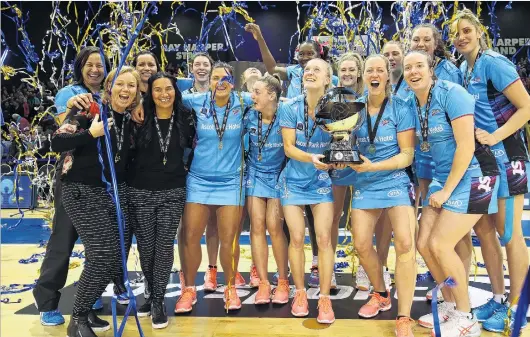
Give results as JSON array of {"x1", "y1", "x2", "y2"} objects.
[
  {"x1": 208, "y1": 265, "x2": 217, "y2": 269},
  {"x1": 377, "y1": 291, "x2": 388, "y2": 298}
]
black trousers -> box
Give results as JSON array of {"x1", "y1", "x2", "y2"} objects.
[
  {"x1": 33, "y1": 178, "x2": 132, "y2": 312},
  {"x1": 129, "y1": 187, "x2": 186, "y2": 301},
  {"x1": 61, "y1": 182, "x2": 131, "y2": 318},
  {"x1": 33, "y1": 177, "x2": 78, "y2": 312}
]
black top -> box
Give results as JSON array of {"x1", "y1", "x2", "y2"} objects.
[
  {"x1": 127, "y1": 112, "x2": 193, "y2": 190},
  {"x1": 51, "y1": 110, "x2": 132, "y2": 187}
]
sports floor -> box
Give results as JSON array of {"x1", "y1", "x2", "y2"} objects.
[{"x1": 1, "y1": 208, "x2": 530, "y2": 337}]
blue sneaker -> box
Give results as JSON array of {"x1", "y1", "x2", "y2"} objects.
[
  {"x1": 472, "y1": 298, "x2": 505, "y2": 322},
  {"x1": 40, "y1": 309, "x2": 65, "y2": 326},
  {"x1": 92, "y1": 297, "x2": 103, "y2": 310},
  {"x1": 308, "y1": 266, "x2": 319, "y2": 288},
  {"x1": 483, "y1": 304, "x2": 528, "y2": 333},
  {"x1": 272, "y1": 268, "x2": 291, "y2": 286},
  {"x1": 117, "y1": 292, "x2": 130, "y2": 305}
]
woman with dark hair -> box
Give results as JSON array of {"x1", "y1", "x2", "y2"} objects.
[
  {"x1": 53, "y1": 66, "x2": 141, "y2": 337},
  {"x1": 183, "y1": 52, "x2": 215, "y2": 94},
  {"x1": 132, "y1": 51, "x2": 160, "y2": 95},
  {"x1": 32, "y1": 46, "x2": 121, "y2": 327},
  {"x1": 175, "y1": 62, "x2": 254, "y2": 313},
  {"x1": 128, "y1": 72, "x2": 193, "y2": 328}
]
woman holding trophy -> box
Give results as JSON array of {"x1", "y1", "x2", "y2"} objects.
[
  {"x1": 347, "y1": 55, "x2": 417, "y2": 337},
  {"x1": 279, "y1": 58, "x2": 335, "y2": 323}
]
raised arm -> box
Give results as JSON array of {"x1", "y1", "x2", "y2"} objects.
[{"x1": 245, "y1": 23, "x2": 288, "y2": 80}]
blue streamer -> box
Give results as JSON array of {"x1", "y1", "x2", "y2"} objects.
[
  {"x1": 432, "y1": 277, "x2": 457, "y2": 337},
  {"x1": 500, "y1": 197, "x2": 514, "y2": 245},
  {"x1": 511, "y1": 267, "x2": 530, "y2": 336}
]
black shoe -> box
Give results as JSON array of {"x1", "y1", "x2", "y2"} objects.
[
  {"x1": 87, "y1": 310, "x2": 110, "y2": 332},
  {"x1": 151, "y1": 300, "x2": 168, "y2": 329},
  {"x1": 67, "y1": 315, "x2": 97, "y2": 337},
  {"x1": 137, "y1": 298, "x2": 152, "y2": 317}
]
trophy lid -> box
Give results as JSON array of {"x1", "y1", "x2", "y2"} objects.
[{"x1": 315, "y1": 87, "x2": 364, "y2": 121}]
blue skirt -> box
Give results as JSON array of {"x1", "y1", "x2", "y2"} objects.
[
  {"x1": 351, "y1": 180, "x2": 415, "y2": 209},
  {"x1": 415, "y1": 147, "x2": 435, "y2": 181},
  {"x1": 186, "y1": 172, "x2": 245, "y2": 206},
  {"x1": 330, "y1": 167, "x2": 356, "y2": 186},
  {"x1": 278, "y1": 173, "x2": 333, "y2": 206},
  {"x1": 425, "y1": 173, "x2": 499, "y2": 214},
  {"x1": 245, "y1": 168, "x2": 281, "y2": 199},
  {"x1": 496, "y1": 160, "x2": 530, "y2": 198}
]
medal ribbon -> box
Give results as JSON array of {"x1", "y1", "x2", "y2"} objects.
[
  {"x1": 415, "y1": 81, "x2": 435, "y2": 149},
  {"x1": 366, "y1": 97, "x2": 389, "y2": 150},
  {"x1": 153, "y1": 111, "x2": 175, "y2": 165},
  {"x1": 258, "y1": 111, "x2": 277, "y2": 161}
]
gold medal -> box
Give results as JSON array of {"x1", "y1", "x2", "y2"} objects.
[{"x1": 218, "y1": 141, "x2": 223, "y2": 150}]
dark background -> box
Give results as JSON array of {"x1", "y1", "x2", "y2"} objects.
[{"x1": 2, "y1": 1, "x2": 530, "y2": 83}]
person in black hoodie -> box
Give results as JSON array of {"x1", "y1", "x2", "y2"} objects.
[
  {"x1": 127, "y1": 72, "x2": 194, "y2": 328},
  {"x1": 51, "y1": 66, "x2": 140, "y2": 337}
]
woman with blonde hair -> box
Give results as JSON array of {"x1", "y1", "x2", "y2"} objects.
[{"x1": 51, "y1": 66, "x2": 141, "y2": 337}]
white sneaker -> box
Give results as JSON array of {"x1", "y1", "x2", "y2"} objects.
[
  {"x1": 431, "y1": 311, "x2": 481, "y2": 337},
  {"x1": 418, "y1": 301, "x2": 455, "y2": 328},
  {"x1": 355, "y1": 266, "x2": 370, "y2": 291},
  {"x1": 331, "y1": 271, "x2": 337, "y2": 289},
  {"x1": 383, "y1": 268, "x2": 392, "y2": 290},
  {"x1": 426, "y1": 287, "x2": 444, "y2": 301}
]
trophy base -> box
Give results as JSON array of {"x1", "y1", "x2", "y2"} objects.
[{"x1": 322, "y1": 150, "x2": 363, "y2": 164}]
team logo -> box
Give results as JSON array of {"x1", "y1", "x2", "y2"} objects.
[
  {"x1": 471, "y1": 77, "x2": 481, "y2": 84},
  {"x1": 246, "y1": 179, "x2": 253, "y2": 187},
  {"x1": 250, "y1": 127, "x2": 257, "y2": 135},
  {"x1": 318, "y1": 173, "x2": 330, "y2": 181},
  {"x1": 380, "y1": 119, "x2": 390, "y2": 126},
  {"x1": 316, "y1": 187, "x2": 331, "y2": 195},
  {"x1": 296, "y1": 122, "x2": 304, "y2": 131},
  {"x1": 233, "y1": 108, "x2": 240, "y2": 115},
  {"x1": 200, "y1": 107, "x2": 211, "y2": 117},
  {"x1": 387, "y1": 189, "x2": 402, "y2": 197},
  {"x1": 431, "y1": 109, "x2": 441, "y2": 116}
]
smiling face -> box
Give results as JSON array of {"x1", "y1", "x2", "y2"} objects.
[
  {"x1": 338, "y1": 60, "x2": 359, "y2": 87},
  {"x1": 363, "y1": 56, "x2": 389, "y2": 96},
  {"x1": 110, "y1": 72, "x2": 138, "y2": 111},
  {"x1": 451, "y1": 18, "x2": 482, "y2": 56},
  {"x1": 210, "y1": 67, "x2": 233, "y2": 99},
  {"x1": 403, "y1": 52, "x2": 434, "y2": 92},
  {"x1": 192, "y1": 55, "x2": 212, "y2": 83},
  {"x1": 298, "y1": 42, "x2": 319, "y2": 68},
  {"x1": 243, "y1": 67, "x2": 262, "y2": 88},
  {"x1": 382, "y1": 43, "x2": 403, "y2": 73},
  {"x1": 411, "y1": 27, "x2": 436, "y2": 58},
  {"x1": 135, "y1": 54, "x2": 158, "y2": 84},
  {"x1": 152, "y1": 77, "x2": 175, "y2": 110},
  {"x1": 82, "y1": 53, "x2": 105, "y2": 88},
  {"x1": 303, "y1": 58, "x2": 330, "y2": 91}
]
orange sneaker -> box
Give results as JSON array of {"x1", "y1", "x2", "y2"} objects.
[
  {"x1": 174, "y1": 287, "x2": 197, "y2": 313},
  {"x1": 249, "y1": 265, "x2": 260, "y2": 288},
  {"x1": 358, "y1": 292, "x2": 392, "y2": 318},
  {"x1": 395, "y1": 317, "x2": 415, "y2": 337},
  {"x1": 223, "y1": 286, "x2": 242, "y2": 310},
  {"x1": 203, "y1": 266, "x2": 217, "y2": 292},
  {"x1": 271, "y1": 279, "x2": 290, "y2": 304},
  {"x1": 254, "y1": 280, "x2": 271, "y2": 304},
  {"x1": 317, "y1": 296, "x2": 335, "y2": 324},
  {"x1": 291, "y1": 289, "x2": 309, "y2": 317},
  {"x1": 235, "y1": 272, "x2": 246, "y2": 287}
]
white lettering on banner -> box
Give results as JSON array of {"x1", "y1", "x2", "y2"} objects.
[
  {"x1": 512, "y1": 161, "x2": 525, "y2": 176},
  {"x1": 163, "y1": 43, "x2": 225, "y2": 53},
  {"x1": 493, "y1": 38, "x2": 529, "y2": 56}
]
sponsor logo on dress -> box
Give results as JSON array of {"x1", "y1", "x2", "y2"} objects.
[
  {"x1": 233, "y1": 108, "x2": 240, "y2": 115},
  {"x1": 446, "y1": 199, "x2": 463, "y2": 208},
  {"x1": 392, "y1": 171, "x2": 406, "y2": 179},
  {"x1": 353, "y1": 189, "x2": 363, "y2": 200},
  {"x1": 318, "y1": 173, "x2": 330, "y2": 181},
  {"x1": 492, "y1": 149, "x2": 505, "y2": 158},
  {"x1": 381, "y1": 119, "x2": 390, "y2": 126},
  {"x1": 471, "y1": 77, "x2": 481, "y2": 84},
  {"x1": 387, "y1": 189, "x2": 402, "y2": 197},
  {"x1": 250, "y1": 127, "x2": 257, "y2": 135},
  {"x1": 317, "y1": 187, "x2": 331, "y2": 195},
  {"x1": 431, "y1": 109, "x2": 441, "y2": 116}
]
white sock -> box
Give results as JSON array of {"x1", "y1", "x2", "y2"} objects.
[
  {"x1": 312, "y1": 256, "x2": 318, "y2": 266},
  {"x1": 493, "y1": 293, "x2": 505, "y2": 304},
  {"x1": 445, "y1": 301, "x2": 456, "y2": 308},
  {"x1": 457, "y1": 310, "x2": 472, "y2": 319}
]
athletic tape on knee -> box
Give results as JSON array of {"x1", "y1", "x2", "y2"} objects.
[{"x1": 500, "y1": 197, "x2": 514, "y2": 245}]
